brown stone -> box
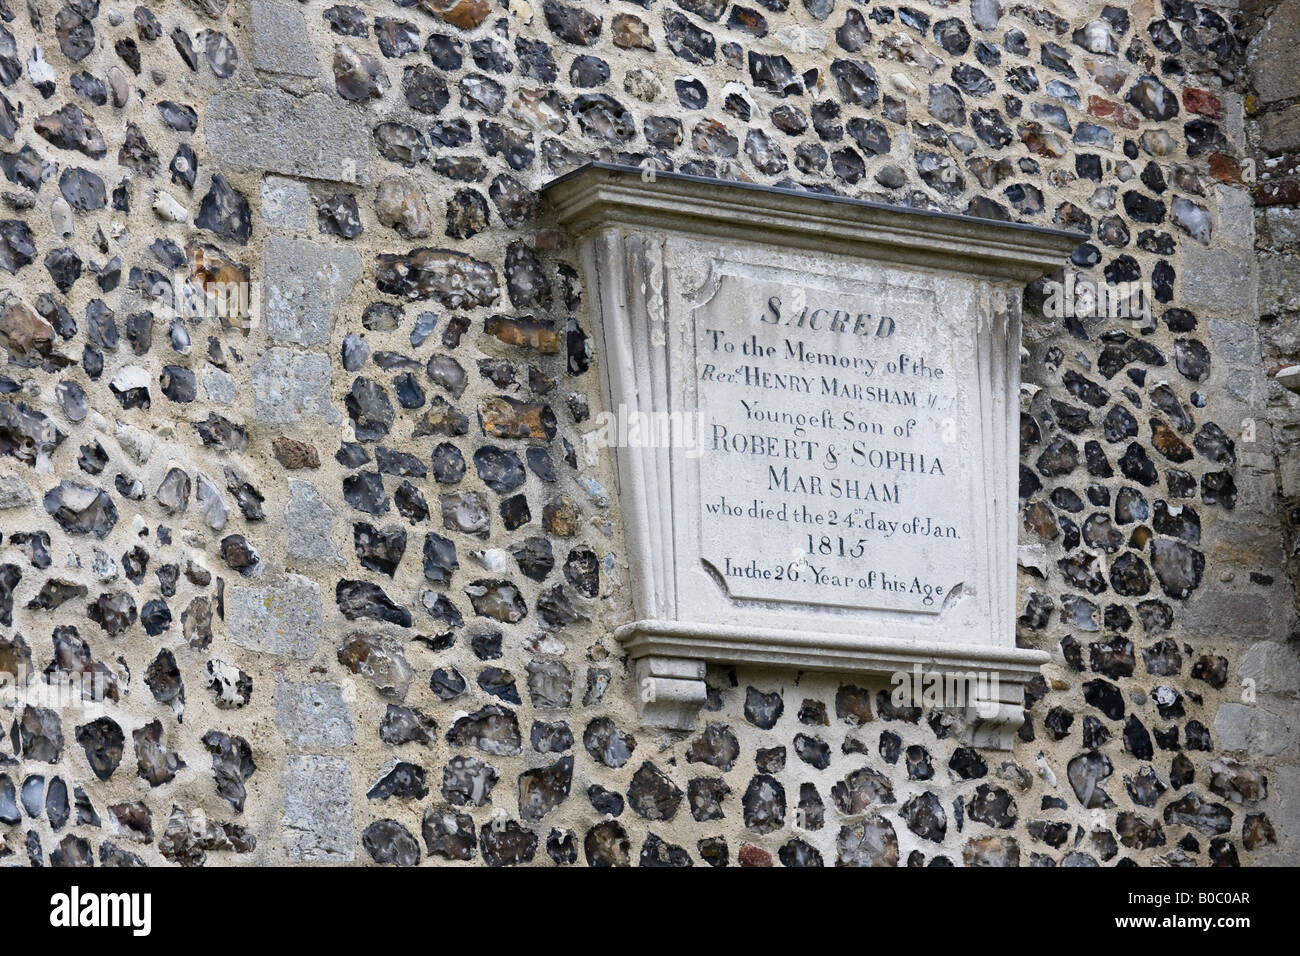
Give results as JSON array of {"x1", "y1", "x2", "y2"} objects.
[
  {"x1": 187, "y1": 241, "x2": 249, "y2": 287},
  {"x1": 477, "y1": 395, "x2": 557, "y2": 440},
  {"x1": 1018, "y1": 122, "x2": 1066, "y2": 158},
  {"x1": 963, "y1": 835, "x2": 1019, "y2": 866},
  {"x1": 1023, "y1": 501, "x2": 1059, "y2": 542},
  {"x1": 484, "y1": 314, "x2": 561, "y2": 353},
  {"x1": 612, "y1": 13, "x2": 655, "y2": 50},
  {"x1": 1242, "y1": 813, "x2": 1277, "y2": 850},
  {"x1": 1207, "y1": 152, "x2": 1243, "y2": 185},
  {"x1": 1085, "y1": 59, "x2": 1127, "y2": 95},
  {"x1": 272, "y1": 437, "x2": 321, "y2": 470},
  {"x1": 375, "y1": 176, "x2": 434, "y2": 239},
  {"x1": 1151, "y1": 420, "x2": 1193, "y2": 462},
  {"x1": 413, "y1": 398, "x2": 470, "y2": 437},
  {"x1": 509, "y1": 89, "x2": 570, "y2": 134},
  {"x1": 417, "y1": 0, "x2": 491, "y2": 30},
  {"x1": 0, "y1": 298, "x2": 54, "y2": 363},
  {"x1": 542, "y1": 497, "x2": 580, "y2": 536},
  {"x1": 1255, "y1": 179, "x2": 1300, "y2": 206},
  {"x1": 967, "y1": 156, "x2": 1014, "y2": 188}
]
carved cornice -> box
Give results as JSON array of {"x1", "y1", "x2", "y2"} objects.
[{"x1": 545, "y1": 162, "x2": 1083, "y2": 283}]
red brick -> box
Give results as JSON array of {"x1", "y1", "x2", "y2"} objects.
[
  {"x1": 1208, "y1": 152, "x2": 1244, "y2": 184},
  {"x1": 738, "y1": 844, "x2": 774, "y2": 867},
  {"x1": 1087, "y1": 95, "x2": 1140, "y2": 130},
  {"x1": 1183, "y1": 87, "x2": 1223, "y2": 118}
]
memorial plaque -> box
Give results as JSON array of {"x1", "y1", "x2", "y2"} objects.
[
  {"x1": 545, "y1": 164, "x2": 1079, "y2": 744},
  {"x1": 691, "y1": 265, "x2": 964, "y2": 617}
]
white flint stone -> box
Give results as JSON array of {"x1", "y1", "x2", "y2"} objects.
[
  {"x1": 475, "y1": 548, "x2": 509, "y2": 571},
  {"x1": 110, "y1": 365, "x2": 150, "y2": 393},
  {"x1": 775, "y1": 26, "x2": 827, "y2": 52},
  {"x1": 113, "y1": 421, "x2": 154, "y2": 464},
  {"x1": 152, "y1": 190, "x2": 189, "y2": 222},
  {"x1": 196, "y1": 473, "x2": 230, "y2": 530},
  {"x1": 26, "y1": 44, "x2": 55, "y2": 88},
  {"x1": 51, "y1": 197, "x2": 74, "y2": 237},
  {"x1": 890, "y1": 72, "x2": 918, "y2": 96},
  {"x1": 92, "y1": 547, "x2": 118, "y2": 582}
]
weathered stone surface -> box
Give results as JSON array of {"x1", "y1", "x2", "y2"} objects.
[
  {"x1": 283, "y1": 755, "x2": 354, "y2": 862},
  {"x1": 286, "y1": 479, "x2": 344, "y2": 565},
  {"x1": 275, "y1": 681, "x2": 355, "y2": 748},
  {"x1": 228, "y1": 575, "x2": 323, "y2": 659},
  {"x1": 265, "y1": 237, "x2": 362, "y2": 346},
  {"x1": 206, "y1": 90, "x2": 373, "y2": 184},
  {"x1": 251, "y1": 0, "x2": 320, "y2": 76},
  {"x1": 262, "y1": 175, "x2": 310, "y2": 230},
  {"x1": 1181, "y1": 245, "x2": 1253, "y2": 316},
  {"x1": 251, "y1": 348, "x2": 341, "y2": 424},
  {"x1": 1250, "y1": 3, "x2": 1300, "y2": 105}
]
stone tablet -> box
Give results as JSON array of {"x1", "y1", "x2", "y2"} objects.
[
  {"x1": 545, "y1": 164, "x2": 1079, "y2": 744},
  {"x1": 692, "y1": 257, "x2": 964, "y2": 616}
]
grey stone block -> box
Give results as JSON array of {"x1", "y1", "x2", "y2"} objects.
[
  {"x1": 282, "y1": 755, "x2": 354, "y2": 862},
  {"x1": 275, "y1": 681, "x2": 355, "y2": 748},
  {"x1": 1256, "y1": 105, "x2": 1300, "y2": 154},
  {"x1": 251, "y1": 348, "x2": 340, "y2": 425},
  {"x1": 1214, "y1": 702, "x2": 1254, "y2": 751},
  {"x1": 1213, "y1": 184, "x2": 1253, "y2": 251},
  {"x1": 1260, "y1": 255, "x2": 1300, "y2": 315},
  {"x1": 265, "y1": 236, "x2": 362, "y2": 346},
  {"x1": 1265, "y1": 207, "x2": 1300, "y2": 247},
  {"x1": 286, "y1": 478, "x2": 344, "y2": 564},
  {"x1": 1180, "y1": 245, "x2": 1254, "y2": 316},
  {"x1": 1178, "y1": 590, "x2": 1284, "y2": 643},
  {"x1": 1224, "y1": 367, "x2": 1259, "y2": 407},
  {"x1": 1276, "y1": 764, "x2": 1300, "y2": 862},
  {"x1": 1214, "y1": 701, "x2": 1295, "y2": 757},
  {"x1": 228, "y1": 573, "x2": 323, "y2": 659},
  {"x1": 1242, "y1": 642, "x2": 1300, "y2": 697},
  {"x1": 1208, "y1": 317, "x2": 1260, "y2": 365},
  {"x1": 251, "y1": 0, "x2": 320, "y2": 76},
  {"x1": 206, "y1": 89, "x2": 372, "y2": 184},
  {"x1": 262, "y1": 175, "x2": 311, "y2": 230},
  {"x1": 1249, "y1": 2, "x2": 1300, "y2": 104},
  {"x1": 1208, "y1": 520, "x2": 1286, "y2": 575}
]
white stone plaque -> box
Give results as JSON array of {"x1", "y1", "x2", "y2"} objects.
[
  {"x1": 545, "y1": 164, "x2": 1080, "y2": 746},
  {"x1": 692, "y1": 264, "x2": 964, "y2": 616}
]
